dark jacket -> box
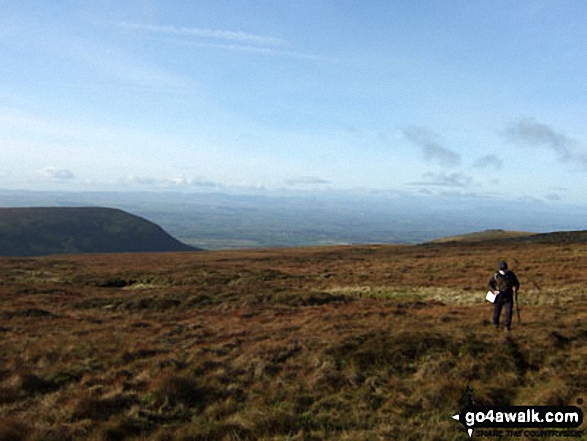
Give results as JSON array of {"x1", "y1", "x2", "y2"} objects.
[{"x1": 488, "y1": 270, "x2": 520, "y2": 303}]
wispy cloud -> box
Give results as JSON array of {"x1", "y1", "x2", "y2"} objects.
[
  {"x1": 503, "y1": 118, "x2": 587, "y2": 168},
  {"x1": 116, "y1": 22, "x2": 285, "y2": 46},
  {"x1": 183, "y1": 41, "x2": 325, "y2": 60},
  {"x1": 115, "y1": 21, "x2": 324, "y2": 60},
  {"x1": 409, "y1": 171, "x2": 473, "y2": 188},
  {"x1": 402, "y1": 127, "x2": 461, "y2": 167}
]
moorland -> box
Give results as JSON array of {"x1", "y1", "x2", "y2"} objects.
[{"x1": 1, "y1": 234, "x2": 587, "y2": 440}]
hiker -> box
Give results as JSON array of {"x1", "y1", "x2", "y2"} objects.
[{"x1": 488, "y1": 260, "x2": 520, "y2": 331}]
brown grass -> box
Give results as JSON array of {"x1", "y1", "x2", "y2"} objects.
[{"x1": 0, "y1": 241, "x2": 586, "y2": 439}]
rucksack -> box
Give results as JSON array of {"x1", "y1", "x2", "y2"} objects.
[{"x1": 494, "y1": 271, "x2": 513, "y2": 292}]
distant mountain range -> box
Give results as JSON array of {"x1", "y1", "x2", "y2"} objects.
[{"x1": 0, "y1": 207, "x2": 199, "y2": 256}]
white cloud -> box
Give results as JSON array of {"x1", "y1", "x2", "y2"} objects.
[
  {"x1": 40, "y1": 167, "x2": 75, "y2": 180},
  {"x1": 126, "y1": 175, "x2": 159, "y2": 186},
  {"x1": 124, "y1": 175, "x2": 224, "y2": 189}
]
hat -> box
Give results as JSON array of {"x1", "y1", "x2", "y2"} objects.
[{"x1": 499, "y1": 261, "x2": 508, "y2": 270}]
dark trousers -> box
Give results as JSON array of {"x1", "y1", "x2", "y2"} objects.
[{"x1": 493, "y1": 300, "x2": 513, "y2": 330}]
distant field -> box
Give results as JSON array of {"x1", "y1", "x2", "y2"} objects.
[{"x1": 1, "y1": 238, "x2": 587, "y2": 440}]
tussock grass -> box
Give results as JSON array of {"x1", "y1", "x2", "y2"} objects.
[
  {"x1": 323, "y1": 285, "x2": 478, "y2": 304},
  {"x1": 325, "y1": 284, "x2": 587, "y2": 307}
]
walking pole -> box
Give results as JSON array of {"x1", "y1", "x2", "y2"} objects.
[{"x1": 515, "y1": 290, "x2": 521, "y2": 325}]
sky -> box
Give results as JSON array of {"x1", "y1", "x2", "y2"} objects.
[{"x1": 2, "y1": 0, "x2": 587, "y2": 206}]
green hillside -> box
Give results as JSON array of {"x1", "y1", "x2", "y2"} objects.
[{"x1": 0, "y1": 207, "x2": 199, "y2": 256}]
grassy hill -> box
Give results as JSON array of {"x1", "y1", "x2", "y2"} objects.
[
  {"x1": 507, "y1": 230, "x2": 587, "y2": 244},
  {"x1": 428, "y1": 229, "x2": 536, "y2": 243},
  {"x1": 0, "y1": 237, "x2": 586, "y2": 440},
  {"x1": 430, "y1": 228, "x2": 587, "y2": 245},
  {"x1": 0, "y1": 207, "x2": 198, "y2": 256}
]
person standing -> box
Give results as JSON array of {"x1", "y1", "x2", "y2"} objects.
[{"x1": 488, "y1": 260, "x2": 520, "y2": 331}]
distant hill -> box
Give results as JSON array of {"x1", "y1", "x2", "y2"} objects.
[
  {"x1": 429, "y1": 228, "x2": 587, "y2": 245},
  {"x1": 506, "y1": 229, "x2": 587, "y2": 244},
  {"x1": 0, "y1": 207, "x2": 199, "y2": 256},
  {"x1": 428, "y1": 229, "x2": 535, "y2": 244}
]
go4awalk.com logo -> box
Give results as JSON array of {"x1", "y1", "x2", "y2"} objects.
[{"x1": 452, "y1": 405, "x2": 584, "y2": 438}]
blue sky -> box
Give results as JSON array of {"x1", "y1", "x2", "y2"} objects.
[{"x1": 2, "y1": 1, "x2": 587, "y2": 205}]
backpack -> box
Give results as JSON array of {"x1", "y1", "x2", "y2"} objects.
[{"x1": 494, "y1": 271, "x2": 513, "y2": 293}]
